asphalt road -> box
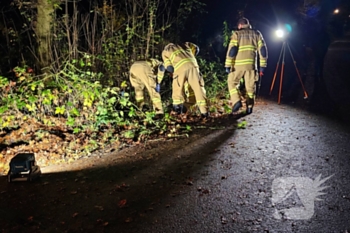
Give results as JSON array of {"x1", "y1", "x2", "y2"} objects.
[
  {"x1": 116, "y1": 99, "x2": 350, "y2": 233},
  {"x1": 1, "y1": 98, "x2": 350, "y2": 233}
]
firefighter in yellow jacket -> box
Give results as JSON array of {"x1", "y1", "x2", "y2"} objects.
[
  {"x1": 162, "y1": 42, "x2": 208, "y2": 117},
  {"x1": 183, "y1": 43, "x2": 206, "y2": 111},
  {"x1": 225, "y1": 17, "x2": 268, "y2": 115},
  {"x1": 129, "y1": 58, "x2": 165, "y2": 114}
]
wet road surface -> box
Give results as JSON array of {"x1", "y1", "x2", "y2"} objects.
[{"x1": 1, "y1": 99, "x2": 350, "y2": 233}]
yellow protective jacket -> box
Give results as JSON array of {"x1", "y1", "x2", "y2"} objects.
[
  {"x1": 162, "y1": 42, "x2": 199, "y2": 73},
  {"x1": 225, "y1": 26, "x2": 268, "y2": 71},
  {"x1": 145, "y1": 58, "x2": 165, "y2": 84}
]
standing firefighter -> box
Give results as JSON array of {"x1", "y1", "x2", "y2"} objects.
[
  {"x1": 162, "y1": 42, "x2": 208, "y2": 118},
  {"x1": 129, "y1": 58, "x2": 165, "y2": 115},
  {"x1": 225, "y1": 17, "x2": 268, "y2": 115}
]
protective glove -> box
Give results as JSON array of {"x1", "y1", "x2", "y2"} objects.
[
  {"x1": 166, "y1": 65, "x2": 174, "y2": 73},
  {"x1": 159, "y1": 64, "x2": 165, "y2": 72},
  {"x1": 155, "y1": 83, "x2": 161, "y2": 93},
  {"x1": 225, "y1": 67, "x2": 231, "y2": 74},
  {"x1": 259, "y1": 67, "x2": 265, "y2": 76}
]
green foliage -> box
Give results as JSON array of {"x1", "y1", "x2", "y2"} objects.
[
  {"x1": 0, "y1": 60, "x2": 136, "y2": 133},
  {"x1": 0, "y1": 76, "x2": 9, "y2": 88},
  {"x1": 197, "y1": 57, "x2": 227, "y2": 99},
  {"x1": 222, "y1": 21, "x2": 234, "y2": 48},
  {"x1": 0, "y1": 0, "x2": 238, "y2": 164},
  {"x1": 195, "y1": 56, "x2": 232, "y2": 114},
  {"x1": 237, "y1": 120, "x2": 247, "y2": 129}
]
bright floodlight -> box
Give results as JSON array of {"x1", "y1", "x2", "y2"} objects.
[{"x1": 275, "y1": 29, "x2": 285, "y2": 38}]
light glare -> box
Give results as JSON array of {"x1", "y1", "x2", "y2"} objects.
[{"x1": 275, "y1": 29, "x2": 284, "y2": 38}]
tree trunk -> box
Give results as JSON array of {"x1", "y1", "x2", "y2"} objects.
[{"x1": 36, "y1": 0, "x2": 54, "y2": 70}]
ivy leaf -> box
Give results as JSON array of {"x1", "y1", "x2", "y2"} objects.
[
  {"x1": 128, "y1": 107, "x2": 136, "y2": 118},
  {"x1": 26, "y1": 103, "x2": 36, "y2": 112},
  {"x1": 73, "y1": 128, "x2": 81, "y2": 134},
  {"x1": 55, "y1": 106, "x2": 66, "y2": 115},
  {"x1": 28, "y1": 96, "x2": 37, "y2": 103},
  {"x1": 42, "y1": 97, "x2": 51, "y2": 105},
  {"x1": 0, "y1": 106, "x2": 8, "y2": 114},
  {"x1": 108, "y1": 97, "x2": 117, "y2": 104},
  {"x1": 70, "y1": 108, "x2": 80, "y2": 116},
  {"x1": 237, "y1": 120, "x2": 247, "y2": 129},
  {"x1": 2, "y1": 120, "x2": 9, "y2": 128},
  {"x1": 97, "y1": 106, "x2": 107, "y2": 115},
  {"x1": 17, "y1": 101, "x2": 26, "y2": 110},
  {"x1": 83, "y1": 99, "x2": 93, "y2": 107},
  {"x1": 123, "y1": 130, "x2": 134, "y2": 139},
  {"x1": 43, "y1": 118, "x2": 52, "y2": 126},
  {"x1": 121, "y1": 81, "x2": 128, "y2": 88},
  {"x1": 30, "y1": 84, "x2": 36, "y2": 91},
  {"x1": 66, "y1": 117, "x2": 75, "y2": 127},
  {"x1": 224, "y1": 104, "x2": 231, "y2": 114},
  {"x1": 119, "y1": 97, "x2": 128, "y2": 107}
]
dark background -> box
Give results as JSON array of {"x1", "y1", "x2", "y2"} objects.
[
  {"x1": 197, "y1": 0, "x2": 349, "y2": 100},
  {"x1": 0, "y1": 0, "x2": 349, "y2": 101}
]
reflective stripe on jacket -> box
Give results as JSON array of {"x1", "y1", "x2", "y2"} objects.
[
  {"x1": 162, "y1": 42, "x2": 199, "y2": 72},
  {"x1": 225, "y1": 27, "x2": 268, "y2": 71},
  {"x1": 146, "y1": 58, "x2": 165, "y2": 83}
]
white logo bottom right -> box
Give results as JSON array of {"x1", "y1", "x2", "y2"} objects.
[{"x1": 271, "y1": 174, "x2": 333, "y2": 220}]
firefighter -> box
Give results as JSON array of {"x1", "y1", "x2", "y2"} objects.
[
  {"x1": 129, "y1": 58, "x2": 165, "y2": 115},
  {"x1": 225, "y1": 17, "x2": 268, "y2": 115},
  {"x1": 162, "y1": 42, "x2": 208, "y2": 118},
  {"x1": 183, "y1": 43, "x2": 206, "y2": 111}
]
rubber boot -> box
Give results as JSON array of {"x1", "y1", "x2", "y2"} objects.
[
  {"x1": 232, "y1": 101, "x2": 242, "y2": 114},
  {"x1": 201, "y1": 112, "x2": 209, "y2": 119},
  {"x1": 246, "y1": 107, "x2": 253, "y2": 115},
  {"x1": 173, "y1": 104, "x2": 187, "y2": 114}
]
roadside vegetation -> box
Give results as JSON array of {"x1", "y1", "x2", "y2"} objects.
[
  {"x1": 0, "y1": 0, "x2": 232, "y2": 174},
  {"x1": 1, "y1": 0, "x2": 343, "y2": 174}
]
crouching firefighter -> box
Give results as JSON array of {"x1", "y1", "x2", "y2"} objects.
[
  {"x1": 162, "y1": 42, "x2": 208, "y2": 118},
  {"x1": 129, "y1": 58, "x2": 165, "y2": 115},
  {"x1": 224, "y1": 17, "x2": 268, "y2": 115},
  {"x1": 183, "y1": 43, "x2": 206, "y2": 111}
]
